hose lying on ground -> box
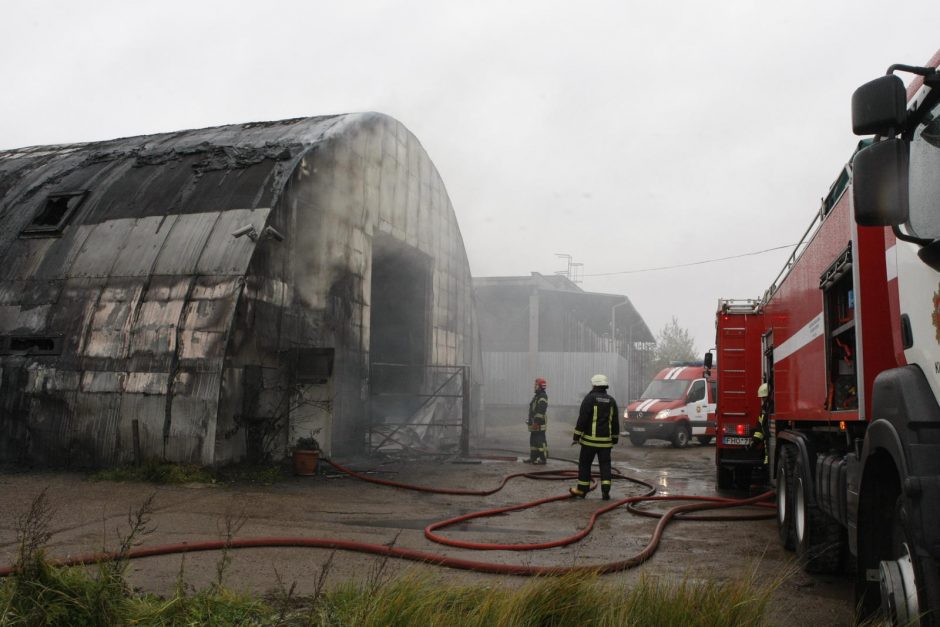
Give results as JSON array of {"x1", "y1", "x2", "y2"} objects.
[{"x1": 0, "y1": 456, "x2": 775, "y2": 577}]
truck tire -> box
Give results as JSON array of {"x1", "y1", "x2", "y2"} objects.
[
  {"x1": 629, "y1": 434, "x2": 646, "y2": 446},
  {"x1": 715, "y1": 450, "x2": 733, "y2": 490},
  {"x1": 793, "y1": 455, "x2": 843, "y2": 573},
  {"x1": 671, "y1": 424, "x2": 691, "y2": 448},
  {"x1": 878, "y1": 495, "x2": 940, "y2": 626},
  {"x1": 733, "y1": 466, "x2": 753, "y2": 490},
  {"x1": 777, "y1": 444, "x2": 796, "y2": 550},
  {"x1": 717, "y1": 465, "x2": 734, "y2": 490},
  {"x1": 697, "y1": 435, "x2": 713, "y2": 445}
]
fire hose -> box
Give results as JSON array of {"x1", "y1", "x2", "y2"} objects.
[{"x1": 0, "y1": 457, "x2": 775, "y2": 578}]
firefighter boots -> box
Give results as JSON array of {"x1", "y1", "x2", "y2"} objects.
[{"x1": 569, "y1": 486, "x2": 587, "y2": 498}]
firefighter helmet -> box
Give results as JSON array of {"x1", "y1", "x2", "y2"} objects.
[
  {"x1": 757, "y1": 383, "x2": 769, "y2": 398},
  {"x1": 591, "y1": 374, "x2": 609, "y2": 387},
  {"x1": 534, "y1": 377, "x2": 547, "y2": 389}
]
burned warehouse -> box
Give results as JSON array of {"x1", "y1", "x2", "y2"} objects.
[{"x1": 0, "y1": 113, "x2": 481, "y2": 467}]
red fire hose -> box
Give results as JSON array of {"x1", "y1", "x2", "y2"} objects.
[{"x1": 0, "y1": 457, "x2": 775, "y2": 578}]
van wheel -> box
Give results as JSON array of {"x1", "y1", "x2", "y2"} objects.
[
  {"x1": 697, "y1": 435, "x2": 713, "y2": 445},
  {"x1": 629, "y1": 434, "x2": 646, "y2": 446},
  {"x1": 672, "y1": 425, "x2": 691, "y2": 448}
]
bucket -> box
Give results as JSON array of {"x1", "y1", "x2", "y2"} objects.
[{"x1": 292, "y1": 449, "x2": 320, "y2": 476}]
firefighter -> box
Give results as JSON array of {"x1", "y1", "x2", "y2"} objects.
[
  {"x1": 525, "y1": 377, "x2": 549, "y2": 464},
  {"x1": 752, "y1": 383, "x2": 770, "y2": 466},
  {"x1": 570, "y1": 374, "x2": 620, "y2": 500}
]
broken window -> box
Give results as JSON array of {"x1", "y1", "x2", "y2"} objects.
[
  {"x1": 0, "y1": 335, "x2": 63, "y2": 355},
  {"x1": 292, "y1": 348, "x2": 335, "y2": 384},
  {"x1": 20, "y1": 191, "x2": 86, "y2": 237}
]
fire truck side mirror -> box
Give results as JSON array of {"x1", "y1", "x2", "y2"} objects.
[
  {"x1": 703, "y1": 352, "x2": 713, "y2": 370},
  {"x1": 852, "y1": 138, "x2": 910, "y2": 227},
  {"x1": 851, "y1": 74, "x2": 906, "y2": 136}
]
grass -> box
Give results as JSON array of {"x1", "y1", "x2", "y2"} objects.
[
  {"x1": 1, "y1": 492, "x2": 784, "y2": 626},
  {"x1": 89, "y1": 461, "x2": 287, "y2": 485},
  {"x1": 2, "y1": 561, "x2": 781, "y2": 626}
]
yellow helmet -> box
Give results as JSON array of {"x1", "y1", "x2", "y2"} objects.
[{"x1": 757, "y1": 383, "x2": 769, "y2": 398}]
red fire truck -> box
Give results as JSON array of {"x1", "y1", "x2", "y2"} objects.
[
  {"x1": 716, "y1": 51, "x2": 940, "y2": 623},
  {"x1": 713, "y1": 299, "x2": 765, "y2": 490}
]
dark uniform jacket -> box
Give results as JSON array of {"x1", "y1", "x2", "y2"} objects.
[
  {"x1": 528, "y1": 390, "x2": 548, "y2": 432},
  {"x1": 573, "y1": 388, "x2": 620, "y2": 448}
]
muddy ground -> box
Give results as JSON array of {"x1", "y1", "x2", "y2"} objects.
[{"x1": 0, "y1": 419, "x2": 854, "y2": 625}]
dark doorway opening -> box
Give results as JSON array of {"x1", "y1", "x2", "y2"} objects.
[{"x1": 369, "y1": 234, "x2": 431, "y2": 420}]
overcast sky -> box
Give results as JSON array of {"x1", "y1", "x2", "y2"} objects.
[{"x1": 2, "y1": 1, "x2": 938, "y2": 353}]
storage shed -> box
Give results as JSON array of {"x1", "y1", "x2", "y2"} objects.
[{"x1": 0, "y1": 113, "x2": 480, "y2": 466}]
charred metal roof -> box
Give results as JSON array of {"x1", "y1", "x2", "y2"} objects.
[{"x1": 0, "y1": 116, "x2": 344, "y2": 233}]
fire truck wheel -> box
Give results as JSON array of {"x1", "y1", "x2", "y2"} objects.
[
  {"x1": 777, "y1": 444, "x2": 796, "y2": 550},
  {"x1": 628, "y1": 434, "x2": 646, "y2": 446},
  {"x1": 697, "y1": 435, "x2": 713, "y2": 445},
  {"x1": 671, "y1": 425, "x2": 691, "y2": 448},
  {"x1": 878, "y1": 495, "x2": 940, "y2": 626},
  {"x1": 733, "y1": 466, "x2": 752, "y2": 490},
  {"x1": 716, "y1": 465, "x2": 734, "y2": 490},
  {"x1": 793, "y1": 457, "x2": 843, "y2": 573}
]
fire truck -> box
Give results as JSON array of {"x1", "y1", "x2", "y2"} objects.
[
  {"x1": 715, "y1": 51, "x2": 940, "y2": 624},
  {"x1": 713, "y1": 299, "x2": 765, "y2": 490}
]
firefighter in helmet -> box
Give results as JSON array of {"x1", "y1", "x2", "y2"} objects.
[
  {"x1": 752, "y1": 382, "x2": 770, "y2": 466},
  {"x1": 570, "y1": 374, "x2": 620, "y2": 500},
  {"x1": 525, "y1": 377, "x2": 549, "y2": 464}
]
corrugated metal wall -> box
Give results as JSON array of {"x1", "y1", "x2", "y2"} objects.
[
  {"x1": 482, "y1": 351, "x2": 629, "y2": 409},
  {"x1": 0, "y1": 114, "x2": 482, "y2": 467}
]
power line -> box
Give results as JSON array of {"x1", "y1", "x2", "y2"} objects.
[{"x1": 582, "y1": 243, "x2": 799, "y2": 278}]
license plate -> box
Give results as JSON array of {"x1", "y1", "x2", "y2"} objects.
[
  {"x1": 632, "y1": 427, "x2": 645, "y2": 432},
  {"x1": 723, "y1": 436, "x2": 750, "y2": 446}
]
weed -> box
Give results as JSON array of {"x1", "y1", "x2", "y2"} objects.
[
  {"x1": 267, "y1": 568, "x2": 297, "y2": 626},
  {"x1": 90, "y1": 461, "x2": 215, "y2": 484},
  {"x1": 213, "y1": 505, "x2": 248, "y2": 590},
  {"x1": 13, "y1": 488, "x2": 53, "y2": 579},
  {"x1": 1, "y1": 491, "x2": 156, "y2": 626},
  {"x1": 90, "y1": 460, "x2": 288, "y2": 485}
]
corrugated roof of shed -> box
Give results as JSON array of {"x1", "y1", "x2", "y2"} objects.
[{"x1": 0, "y1": 115, "x2": 362, "y2": 283}]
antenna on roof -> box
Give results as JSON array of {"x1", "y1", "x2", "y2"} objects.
[{"x1": 555, "y1": 253, "x2": 583, "y2": 284}]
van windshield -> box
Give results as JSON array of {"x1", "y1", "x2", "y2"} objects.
[{"x1": 639, "y1": 379, "x2": 689, "y2": 401}]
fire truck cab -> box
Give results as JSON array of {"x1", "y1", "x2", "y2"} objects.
[{"x1": 621, "y1": 363, "x2": 716, "y2": 448}]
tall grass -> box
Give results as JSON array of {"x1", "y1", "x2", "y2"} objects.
[
  {"x1": 315, "y1": 570, "x2": 778, "y2": 627},
  {"x1": 1, "y1": 493, "x2": 782, "y2": 626},
  {"x1": 3, "y1": 567, "x2": 779, "y2": 626}
]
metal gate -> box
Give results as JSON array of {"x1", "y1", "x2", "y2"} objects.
[{"x1": 368, "y1": 362, "x2": 470, "y2": 456}]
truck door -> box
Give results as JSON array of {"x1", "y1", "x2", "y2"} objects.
[{"x1": 685, "y1": 378, "x2": 708, "y2": 435}]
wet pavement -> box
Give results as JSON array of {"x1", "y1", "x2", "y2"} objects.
[{"x1": 0, "y1": 419, "x2": 854, "y2": 625}]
